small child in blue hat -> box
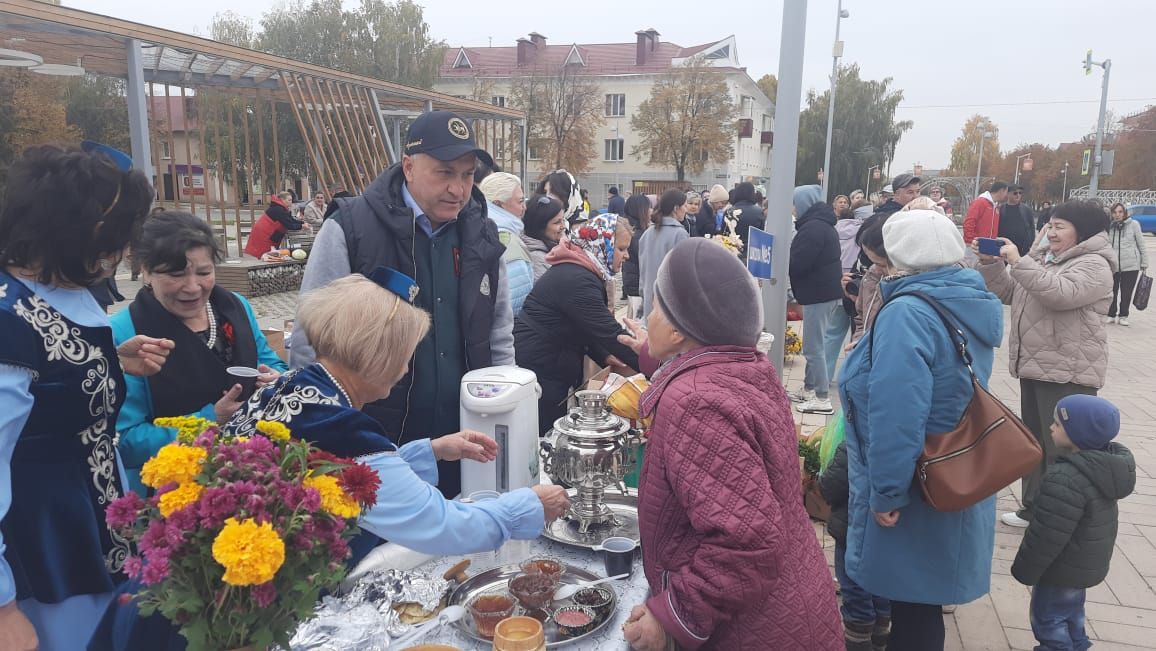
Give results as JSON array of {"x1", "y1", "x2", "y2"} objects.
[{"x1": 1012, "y1": 394, "x2": 1136, "y2": 651}]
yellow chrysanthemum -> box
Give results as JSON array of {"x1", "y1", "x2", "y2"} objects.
[
  {"x1": 154, "y1": 416, "x2": 215, "y2": 444},
  {"x1": 255, "y1": 420, "x2": 291, "y2": 442},
  {"x1": 211, "y1": 517, "x2": 286, "y2": 586},
  {"x1": 158, "y1": 482, "x2": 204, "y2": 517},
  {"x1": 140, "y1": 444, "x2": 207, "y2": 489},
  {"x1": 303, "y1": 474, "x2": 360, "y2": 519}
]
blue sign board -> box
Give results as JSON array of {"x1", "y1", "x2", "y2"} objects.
[{"x1": 746, "y1": 227, "x2": 774, "y2": 279}]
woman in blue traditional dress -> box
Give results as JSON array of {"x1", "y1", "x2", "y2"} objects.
[
  {"x1": 0, "y1": 145, "x2": 172, "y2": 650},
  {"x1": 111, "y1": 211, "x2": 287, "y2": 494},
  {"x1": 90, "y1": 272, "x2": 569, "y2": 650}
]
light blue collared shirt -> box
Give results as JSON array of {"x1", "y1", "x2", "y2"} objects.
[
  {"x1": 402, "y1": 182, "x2": 457, "y2": 239},
  {"x1": 358, "y1": 440, "x2": 545, "y2": 554}
]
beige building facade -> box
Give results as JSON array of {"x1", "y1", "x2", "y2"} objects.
[{"x1": 435, "y1": 30, "x2": 774, "y2": 208}]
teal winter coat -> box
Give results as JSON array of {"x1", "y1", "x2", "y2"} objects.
[
  {"x1": 111, "y1": 292, "x2": 287, "y2": 494},
  {"x1": 837, "y1": 266, "x2": 1004, "y2": 606}
]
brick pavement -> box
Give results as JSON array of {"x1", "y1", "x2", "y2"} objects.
[{"x1": 784, "y1": 237, "x2": 1156, "y2": 650}]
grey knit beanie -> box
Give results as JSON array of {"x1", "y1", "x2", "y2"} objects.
[{"x1": 653, "y1": 239, "x2": 763, "y2": 348}]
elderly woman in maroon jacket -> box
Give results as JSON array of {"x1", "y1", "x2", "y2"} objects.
[{"x1": 619, "y1": 238, "x2": 841, "y2": 651}]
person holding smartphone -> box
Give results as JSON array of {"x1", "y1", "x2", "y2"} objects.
[{"x1": 972, "y1": 201, "x2": 1114, "y2": 529}]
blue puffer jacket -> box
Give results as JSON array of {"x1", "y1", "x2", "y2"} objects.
[
  {"x1": 489, "y1": 203, "x2": 534, "y2": 315},
  {"x1": 837, "y1": 266, "x2": 1003, "y2": 606}
]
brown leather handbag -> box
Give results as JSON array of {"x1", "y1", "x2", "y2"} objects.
[{"x1": 872, "y1": 291, "x2": 1042, "y2": 512}]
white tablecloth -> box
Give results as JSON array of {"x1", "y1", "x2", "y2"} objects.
[{"x1": 402, "y1": 538, "x2": 649, "y2": 650}]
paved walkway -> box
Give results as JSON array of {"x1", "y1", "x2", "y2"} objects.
[{"x1": 784, "y1": 238, "x2": 1156, "y2": 650}]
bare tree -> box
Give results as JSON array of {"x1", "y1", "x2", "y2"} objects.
[
  {"x1": 510, "y1": 64, "x2": 604, "y2": 175},
  {"x1": 631, "y1": 58, "x2": 738, "y2": 181}
]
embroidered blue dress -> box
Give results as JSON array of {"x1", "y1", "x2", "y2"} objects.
[{"x1": 0, "y1": 272, "x2": 130, "y2": 650}]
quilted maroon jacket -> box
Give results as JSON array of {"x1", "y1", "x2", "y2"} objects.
[{"x1": 638, "y1": 346, "x2": 842, "y2": 650}]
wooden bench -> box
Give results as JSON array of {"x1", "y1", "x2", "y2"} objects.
[{"x1": 216, "y1": 257, "x2": 305, "y2": 298}]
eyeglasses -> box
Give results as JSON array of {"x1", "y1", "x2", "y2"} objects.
[{"x1": 1012, "y1": 191, "x2": 1023, "y2": 195}]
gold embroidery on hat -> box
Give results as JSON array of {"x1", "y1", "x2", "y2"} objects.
[{"x1": 448, "y1": 118, "x2": 470, "y2": 140}]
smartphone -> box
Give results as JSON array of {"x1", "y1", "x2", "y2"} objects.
[{"x1": 977, "y1": 237, "x2": 1004, "y2": 256}]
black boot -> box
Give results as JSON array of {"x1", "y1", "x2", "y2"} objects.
[
  {"x1": 872, "y1": 616, "x2": 891, "y2": 651},
  {"x1": 845, "y1": 620, "x2": 874, "y2": 651}
]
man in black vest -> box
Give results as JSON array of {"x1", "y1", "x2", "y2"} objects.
[{"x1": 289, "y1": 111, "x2": 514, "y2": 499}]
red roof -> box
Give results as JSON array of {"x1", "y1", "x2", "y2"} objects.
[{"x1": 440, "y1": 37, "x2": 737, "y2": 77}]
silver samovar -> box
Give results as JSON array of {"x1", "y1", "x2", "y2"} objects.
[{"x1": 540, "y1": 391, "x2": 642, "y2": 535}]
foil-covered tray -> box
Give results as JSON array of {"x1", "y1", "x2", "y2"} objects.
[
  {"x1": 542, "y1": 488, "x2": 640, "y2": 550},
  {"x1": 448, "y1": 563, "x2": 618, "y2": 647},
  {"x1": 289, "y1": 568, "x2": 453, "y2": 649}
]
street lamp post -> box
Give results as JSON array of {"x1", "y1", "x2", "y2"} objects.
[
  {"x1": 974, "y1": 123, "x2": 992, "y2": 198},
  {"x1": 1014, "y1": 153, "x2": 1032, "y2": 184},
  {"x1": 820, "y1": 0, "x2": 849, "y2": 201},
  {"x1": 1062, "y1": 161, "x2": 1069, "y2": 201},
  {"x1": 865, "y1": 164, "x2": 879, "y2": 195},
  {"x1": 1084, "y1": 50, "x2": 1112, "y2": 198}
]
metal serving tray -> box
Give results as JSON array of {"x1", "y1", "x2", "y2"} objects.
[
  {"x1": 447, "y1": 563, "x2": 618, "y2": 647},
  {"x1": 542, "y1": 488, "x2": 640, "y2": 550}
]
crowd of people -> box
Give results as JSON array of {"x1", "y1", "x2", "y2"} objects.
[{"x1": 0, "y1": 109, "x2": 1143, "y2": 651}]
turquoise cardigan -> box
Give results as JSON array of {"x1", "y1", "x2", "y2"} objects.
[{"x1": 110, "y1": 293, "x2": 287, "y2": 494}]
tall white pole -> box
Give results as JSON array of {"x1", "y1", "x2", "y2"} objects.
[
  {"x1": 974, "y1": 130, "x2": 985, "y2": 199},
  {"x1": 764, "y1": 0, "x2": 808, "y2": 376},
  {"x1": 1089, "y1": 59, "x2": 1111, "y2": 198},
  {"x1": 820, "y1": 0, "x2": 845, "y2": 201}
]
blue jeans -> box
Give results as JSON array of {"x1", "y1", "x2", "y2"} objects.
[
  {"x1": 802, "y1": 300, "x2": 843, "y2": 398},
  {"x1": 824, "y1": 305, "x2": 851, "y2": 384},
  {"x1": 835, "y1": 541, "x2": 891, "y2": 625},
  {"x1": 1030, "y1": 585, "x2": 1091, "y2": 651}
]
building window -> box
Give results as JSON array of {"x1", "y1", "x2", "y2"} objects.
[
  {"x1": 705, "y1": 45, "x2": 731, "y2": 60},
  {"x1": 527, "y1": 143, "x2": 541, "y2": 161},
  {"x1": 161, "y1": 141, "x2": 171, "y2": 159},
  {"x1": 605, "y1": 93, "x2": 626, "y2": 117},
  {"x1": 741, "y1": 95, "x2": 754, "y2": 117},
  {"x1": 604, "y1": 138, "x2": 625, "y2": 162},
  {"x1": 491, "y1": 95, "x2": 507, "y2": 108}
]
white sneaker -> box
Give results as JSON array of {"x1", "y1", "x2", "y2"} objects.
[
  {"x1": 789, "y1": 388, "x2": 815, "y2": 403},
  {"x1": 1000, "y1": 512, "x2": 1029, "y2": 528},
  {"x1": 941, "y1": 605, "x2": 957, "y2": 614},
  {"x1": 796, "y1": 397, "x2": 835, "y2": 415},
  {"x1": 1105, "y1": 316, "x2": 1117, "y2": 324},
  {"x1": 1119, "y1": 317, "x2": 1130, "y2": 326}
]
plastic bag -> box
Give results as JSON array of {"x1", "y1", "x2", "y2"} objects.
[{"x1": 819, "y1": 409, "x2": 846, "y2": 473}]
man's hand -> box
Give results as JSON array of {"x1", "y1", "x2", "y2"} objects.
[
  {"x1": 432, "y1": 430, "x2": 498, "y2": 463},
  {"x1": 605, "y1": 355, "x2": 637, "y2": 378},
  {"x1": 117, "y1": 335, "x2": 174, "y2": 377},
  {"x1": 623, "y1": 604, "x2": 670, "y2": 651},
  {"x1": 0, "y1": 601, "x2": 38, "y2": 651},
  {"x1": 530, "y1": 484, "x2": 570, "y2": 521}
]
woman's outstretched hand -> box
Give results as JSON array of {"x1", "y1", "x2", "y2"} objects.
[
  {"x1": 432, "y1": 430, "x2": 498, "y2": 463},
  {"x1": 117, "y1": 335, "x2": 174, "y2": 377},
  {"x1": 617, "y1": 318, "x2": 647, "y2": 356}
]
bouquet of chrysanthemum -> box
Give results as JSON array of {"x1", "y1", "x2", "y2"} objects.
[
  {"x1": 106, "y1": 417, "x2": 380, "y2": 651},
  {"x1": 704, "y1": 231, "x2": 744, "y2": 258}
]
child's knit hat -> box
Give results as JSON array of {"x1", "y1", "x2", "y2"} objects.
[{"x1": 1056, "y1": 395, "x2": 1120, "y2": 450}]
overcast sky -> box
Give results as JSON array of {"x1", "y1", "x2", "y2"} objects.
[{"x1": 71, "y1": 0, "x2": 1156, "y2": 173}]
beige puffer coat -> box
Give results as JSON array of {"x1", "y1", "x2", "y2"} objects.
[{"x1": 978, "y1": 232, "x2": 1116, "y2": 388}]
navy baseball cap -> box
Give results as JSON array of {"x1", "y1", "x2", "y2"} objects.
[{"x1": 404, "y1": 111, "x2": 492, "y2": 164}]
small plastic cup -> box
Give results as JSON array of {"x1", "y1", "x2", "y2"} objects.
[
  {"x1": 595, "y1": 537, "x2": 637, "y2": 579},
  {"x1": 226, "y1": 366, "x2": 260, "y2": 401}
]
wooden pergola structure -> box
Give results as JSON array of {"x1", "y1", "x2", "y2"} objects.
[{"x1": 0, "y1": 0, "x2": 527, "y2": 256}]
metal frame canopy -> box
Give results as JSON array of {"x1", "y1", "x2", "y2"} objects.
[
  {"x1": 1, "y1": 0, "x2": 527, "y2": 256},
  {"x1": 0, "y1": 0, "x2": 520, "y2": 120}
]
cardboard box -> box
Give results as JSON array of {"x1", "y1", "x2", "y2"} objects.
[{"x1": 262, "y1": 328, "x2": 286, "y2": 362}]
